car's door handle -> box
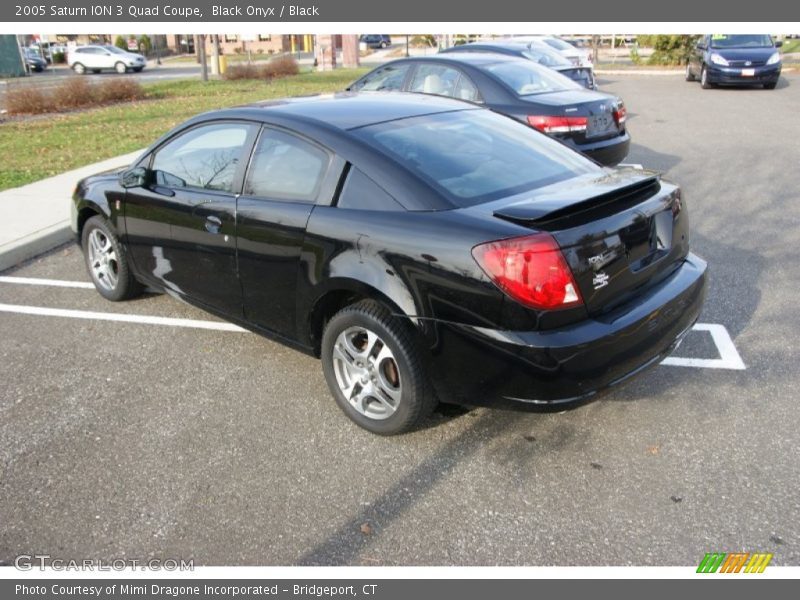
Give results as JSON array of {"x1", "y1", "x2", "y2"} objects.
[{"x1": 205, "y1": 215, "x2": 222, "y2": 234}]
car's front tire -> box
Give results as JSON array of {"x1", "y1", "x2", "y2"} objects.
[
  {"x1": 700, "y1": 65, "x2": 712, "y2": 89},
  {"x1": 81, "y1": 216, "x2": 142, "y2": 302},
  {"x1": 72, "y1": 62, "x2": 86, "y2": 74},
  {"x1": 321, "y1": 300, "x2": 436, "y2": 435},
  {"x1": 115, "y1": 61, "x2": 127, "y2": 74},
  {"x1": 763, "y1": 81, "x2": 777, "y2": 90}
]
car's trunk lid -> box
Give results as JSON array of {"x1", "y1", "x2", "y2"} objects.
[
  {"x1": 490, "y1": 168, "x2": 690, "y2": 316},
  {"x1": 520, "y1": 89, "x2": 622, "y2": 144}
]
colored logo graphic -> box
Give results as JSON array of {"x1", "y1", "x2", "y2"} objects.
[{"x1": 697, "y1": 552, "x2": 773, "y2": 573}]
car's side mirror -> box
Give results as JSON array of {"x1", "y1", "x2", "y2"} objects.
[
  {"x1": 120, "y1": 166, "x2": 150, "y2": 189},
  {"x1": 775, "y1": 40, "x2": 783, "y2": 48}
]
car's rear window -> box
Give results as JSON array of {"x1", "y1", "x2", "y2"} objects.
[
  {"x1": 354, "y1": 109, "x2": 599, "y2": 207},
  {"x1": 485, "y1": 60, "x2": 581, "y2": 96}
]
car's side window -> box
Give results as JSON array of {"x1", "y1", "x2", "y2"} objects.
[
  {"x1": 408, "y1": 64, "x2": 480, "y2": 102},
  {"x1": 336, "y1": 167, "x2": 403, "y2": 211},
  {"x1": 243, "y1": 128, "x2": 329, "y2": 202},
  {"x1": 453, "y1": 73, "x2": 481, "y2": 102},
  {"x1": 151, "y1": 123, "x2": 253, "y2": 193},
  {"x1": 351, "y1": 63, "x2": 410, "y2": 92}
]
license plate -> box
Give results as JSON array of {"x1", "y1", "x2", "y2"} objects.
[
  {"x1": 587, "y1": 113, "x2": 616, "y2": 138},
  {"x1": 741, "y1": 68, "x2": 755, "y2": 77}
]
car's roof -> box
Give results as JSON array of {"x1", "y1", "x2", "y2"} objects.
[
  {"x1": 454, "y1": 41, "x2": 531, "y2": 50},
  {"x1": 403, "y1": 52, "x2": 529, "y2": 67},
  {"x1": 233, "y1": 92, "x2": 479, "y2": 130}
]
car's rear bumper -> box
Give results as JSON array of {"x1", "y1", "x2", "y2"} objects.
[
  {"x1": 572, "y1": 131, "x2": 630, "y2": 166},
  {"x1": 423, "y1": 252, "x2": 707, "y2": 408},
  {"x1": 706, "y1": 63, "x2": 781, "y2": 85}
]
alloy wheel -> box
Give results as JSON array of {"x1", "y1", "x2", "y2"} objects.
[
  {"x1": 87, "y1": 228, "x2": 119, "y2": 292},
  {"x1": 331, "y1": 326, "x2": 402, "y2": 420}
]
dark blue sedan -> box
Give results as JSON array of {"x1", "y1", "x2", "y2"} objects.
[{"x1": 346, "y1": 53, "x2": 629, "y2": 166}]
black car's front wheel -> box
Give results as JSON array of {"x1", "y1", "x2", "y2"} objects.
[
  {"x1": 81, "y1": 216, "x2": 142, "y2": 302},
  {"x1": 321, "y1": 300, "x2": 436, "y2": 435}
]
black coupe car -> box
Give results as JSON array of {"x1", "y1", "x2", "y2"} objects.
[
  {"x1": 346, "y1": 54, "x2": 629, "y2": 166},
  {"x1": 440, "y1": 41, "x2": 597, "y2": 90},
  {"x1": 72, "y1": 94, "x2": 706, "y2": 435}
]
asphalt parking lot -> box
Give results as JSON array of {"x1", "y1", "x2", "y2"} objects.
[{"x1": 1, "y1": 72, "x2": 799, "y2": 566}]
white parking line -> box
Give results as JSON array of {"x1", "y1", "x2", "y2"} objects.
[
  {"x1": 0, "y1": 277, "x2": 746, "y2": 370},
  {"x1": 0, "y1": 276, "x2": 95, "y2": 289},
  {"x1": 661, "y1": 323, "x2": 746, "y2": 370},
  {"x1": 0, "y1": 303, "x2": 247, "y2": 332}
]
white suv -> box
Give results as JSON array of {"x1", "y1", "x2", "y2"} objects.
[{"x1": 68, "y1": 45, "x2": 146, "y2": 74}]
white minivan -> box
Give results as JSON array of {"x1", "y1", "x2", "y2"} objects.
[{"x1": 68, "y1": 45, "x2": 146, "y2": 74}]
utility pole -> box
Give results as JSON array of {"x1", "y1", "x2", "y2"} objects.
[
  {"x1": 211, "y1": 34, "x2": 221, "y2": 76},
  {"x1": 199, "y1": 34, "x2": 208, "y2": 81}
]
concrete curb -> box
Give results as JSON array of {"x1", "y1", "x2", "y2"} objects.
[
  {"x1": 0, "y1": 150, "x2": 144, "y2": 273},
  {"x1": 0, "y1": 222, "x2": 74, "y2": 272}
]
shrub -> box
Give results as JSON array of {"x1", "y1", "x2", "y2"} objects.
[
  {"x1": 647, "y1": 35, "x2": 700, "y2": 65},
  {"x1": 4, "y1": 86, "x2": 50, "y2": 115},
  {"x1": 410, "y1": 34, "x2": 436, "y2": 48},
  {"x1": 222, "y1": 56, "x2": 299, "y2": 81},
  {"x1": 222, "y1": 63, "x2": 262, "y2": 80},
  {"x1": 3, "y1": 78, "x2": 145, "y2": 116},
  {"x1": 138, "y1": 34, "x2": 152, "y2": 53},
  {"x1": 94, "y1": 78, "x2": 145, "y2": 103},
  {"x1": 114, "y1": 35, "x2": 128, "y2": 50},
  {"x1": 262, "y1": 56, "x2": 299, "y2": 78},
  {"x1": 52, "y1": 51, "x2": 66, "y2": 64},
  {"x1": 56, "y1": 77, "x2": 93, "y2": 110}
]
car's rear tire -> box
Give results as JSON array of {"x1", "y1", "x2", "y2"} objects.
[
  {"x1": 380, "y1": 42, "x2": 388, "y2": 49},
  {"x1": 81, "y1": 216, "x2": 142, "y2": 302},
  {"x1": 763, "y1": 81, "x2": 777, "y2": 89},
  {"x1": 72, "y1": 62, "x2": 86, "y2": 74},
  {"x1": 700, "y1": 65, "x2": 712, "y2": 89},
  {"x1": 321, "y1": 300, "x2": 436, "y2": 435},
  {"x1": 115, "y1": 61, "x2": 127, "y2": 74},
  {"x1": 685, "y1": 62, "x2": 695, "y2": 81}
]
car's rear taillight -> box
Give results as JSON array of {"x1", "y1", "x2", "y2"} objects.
[
  {"x1": 472, "y1": 233, "x2": 583, "y2": 311},
  {"x1": 613, "y1": 105, "x2": 627, "y2": 124},
  {"x1": 527, "y1": 115, "x2": 587, "y2": 134}
]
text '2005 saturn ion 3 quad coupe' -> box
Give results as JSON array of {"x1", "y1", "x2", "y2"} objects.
[{"x1": 72, "y1": 93, "x2": 707, "y2": 435}]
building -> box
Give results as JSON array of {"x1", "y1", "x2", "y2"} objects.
[{"x1": 202, "y1": 34, "x2": 317, "y2": 56}]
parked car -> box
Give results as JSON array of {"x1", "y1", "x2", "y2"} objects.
[
  {"x1": 440, "y1": 40, "x2": 597, "y2": 89},
  {"x1": 687, "y1": 34, "x2": 782, "y2": 89},
  {"x1": 72, "y1": 94, "x2": 706, "y2": 434},
  {"x1": 360, "y1": 35, "x2": 392, "y2": 49},
  {"x1": 511, "y1": 35, "x2": 593, "y2": 67},
  {"x1": 23, "y1": 48, "x2": 47, "y2": 72},
  {"x1": 67, "y1": 45, "x2": 146, "y2": 74},
  {"x1": 346, "y1": 54, "x2": 629, "y2": 166}
]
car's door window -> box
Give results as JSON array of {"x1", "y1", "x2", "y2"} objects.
[
  {"x1": 408, "y1": 64, "x2": 480, "y2": 102},
  {"x1": 151, "y1": 123, "x2": 253, "y2": 193},
  {"x1": 243, "y1": 129, "x2": 329, "y2": 202},
  {"x1": 351, "y1": 63, "x2": 410, "y2": 92}
]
